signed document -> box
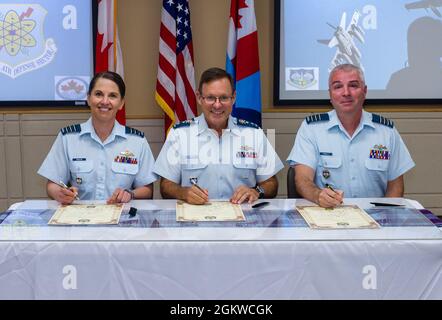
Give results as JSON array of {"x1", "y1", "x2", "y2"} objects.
[
  {"x1": 176, "y1": 201, "x2": 245, "y2": 222},
  {"x1": 297, "y1": 205, "x2": 380, "y2": 229},
  {"x1": 48, "y1": 204, "x2": 123, "y2": 225}
]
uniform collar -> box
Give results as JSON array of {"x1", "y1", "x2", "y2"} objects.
[
  {"x1": 325, "y1": 110, "x2": 340, "y2": 131},
  {"x1": 229, "y1": 116, "x2": 241, "y2": 136},
  {"x1": 80, "y1": 117, "x2": 126, "y2": 143},
  {"x1": 361, "y1": 110, "x2": 376, "y2": 129},
  {"x1": 114, "y1": 120, "x2": 127, "y2": 138},
  {"x1": 196, "y1": 114, "x2": 208, "y2": 135},
  {"x1": 196, "y1": 114, "x2": 238, "y2": 136},
  {"x1": 326, "y1": 110, "x2": 375, "y2": 132}
]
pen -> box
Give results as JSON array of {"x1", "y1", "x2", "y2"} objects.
[
  {"x1": 190, "y1": 178, "x2": 205, "y2": 193},
  {"x1": 370, "y1": 202, "x2": 405, "y2": 207},
  {"x1": 56, "y1": 180, "x2": 79, "y2": 200},
  {"x1": 325, "y1": 183, "x2": 343, "y2": 205},
  {"x1": 252, "y1": 201, "x2": 269, "y2": 209}
]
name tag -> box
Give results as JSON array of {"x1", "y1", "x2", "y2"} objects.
[
  {"x1": 72, "y1": 158, "x2": 86, "y2": 161},
  {"x1": 319, "y1": 152, "x2": 333, "y2": 156}
]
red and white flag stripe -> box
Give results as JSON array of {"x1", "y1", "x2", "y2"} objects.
[
  {"x1": 95, "y1": 0, "x2": 126, "y2": 125},
  {"x1": 156, "y1": 0, "x2": 197, "y2": 136}
]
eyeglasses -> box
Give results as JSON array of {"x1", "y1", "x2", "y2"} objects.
[{"x1": 200, "y1": 95, "x2": 234, "y2": 104}]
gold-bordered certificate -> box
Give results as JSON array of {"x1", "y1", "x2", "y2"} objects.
[
  {"x1": 297, "y1": 205, "x2": 380, "y2": 229},
  {"x1": 48, "y1": 204, "x2": 123, "y2": 225},
  {"x1": 176, "y1": 201, "x2": 245, "y2": 222}
]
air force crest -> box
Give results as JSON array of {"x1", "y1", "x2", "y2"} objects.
[
  {"x1": 285, "y1": 67, "x2": 319, "y2": 90},
  {"x1": 0, "y1": 4, "x2": 57, "y2": 79}
]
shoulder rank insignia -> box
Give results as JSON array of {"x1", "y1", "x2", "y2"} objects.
[
  {"x1": 305, "y1": 113, "x2": 330, "y2": 124},
  {"x1": 125, "y1": 126, "x2": 145, "y2": 138},
  {"x1": 237, "y1": 118, "x2": 260, "y2": 129},
  {"x1": 60, "y1": 124, "x2": 81, "y2": 135},
  {"x1": 372, "y1": 114, "x2": 394, "y2": 128},
  {"x1": 173, "y1": 118, "x2": 194, "y2": 129}
]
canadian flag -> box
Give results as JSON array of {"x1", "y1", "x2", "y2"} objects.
[
  {"x1": 226, "y1": 0, "x2": 262, "y2": 127},
  {"x1": 95, "y1": 0, "x2": 125, "y2": 125}
]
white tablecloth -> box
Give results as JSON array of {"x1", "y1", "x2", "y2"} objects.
[{"x1": 1, "y1": 198, "x2": 441, "y2": 299}]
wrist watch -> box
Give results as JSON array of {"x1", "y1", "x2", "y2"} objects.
[
  {"x1": 254, "y1": 185, "x2": 265, "y2": 199},
  {"x1": 124, "y1": 189, "x2": 135, "y2": 200}
]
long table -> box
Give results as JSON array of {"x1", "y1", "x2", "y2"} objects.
[{"x1": 0, "y1": 198, "x2": 442, "y2": 299}]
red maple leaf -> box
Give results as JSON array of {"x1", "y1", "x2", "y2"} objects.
[
  {"x1": 61, "y1": 80, "x2": 85, "y2": 94},
  {"x1": 230, "y1": 0, "x2": 248, "y2": 29}
]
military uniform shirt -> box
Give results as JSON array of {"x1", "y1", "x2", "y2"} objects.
[
  {"x1": 286, "y1": 110, "x2": 415, "y2": 197},
  {"x1": 38, "y1": 118, "x2": 158, "y2": 200},
  {"x1": 153, "y1": 114, "x2": 284, "y2": 199}
]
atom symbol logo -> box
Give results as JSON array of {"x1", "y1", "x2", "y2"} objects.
[{"x1": 0, "y1": 10, "x2": 36, "y2": 56}]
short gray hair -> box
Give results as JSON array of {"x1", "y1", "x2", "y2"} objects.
[{"x1": 328, "y1": 64, "x2": 365, "y2": 87}]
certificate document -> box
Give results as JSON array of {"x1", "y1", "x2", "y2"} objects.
[
  {"x1": 297, "y1": 205, "x2": 380, "y2": 229},
  {"x1": 176, "y1": 201, "x2": 245, "y2": 222},
  {"x1": 48, "y1": 204, "x2": 123, "y2": 225}
]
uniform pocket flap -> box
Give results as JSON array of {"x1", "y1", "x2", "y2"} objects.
[
  {"x1": 365, "y1": 159, "x2": 388, "y2": 171},
  {"x1": 70, "y1": 160, "x2": 93, "y2": 173},
  {"x1": 321, "y1": 156, "x2": 342, "y2": 169},
  {"x1": 233, "y1": 162, "x2": 258, "y2": 170},
  {"x1": 111, "y1": 162, "x2": 139, "y2": 175}
]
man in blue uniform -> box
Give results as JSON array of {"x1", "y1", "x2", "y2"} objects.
[
  {"x1": 38, "y1": 71, "x2": 157, "y2": 204},
  {"x1": 154, "y1": 67, "x2": 284, "y2": 204},
  {"x1": 287, "y1": 64, "x2": 415, "y2": 208}
]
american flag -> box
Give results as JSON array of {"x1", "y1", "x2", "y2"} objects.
[
  {"x1": 156, "y1": 0, "x2": 197, "y2": 136},
  {"x1": 95, "y1": 0, "x2": 126, "y2": 125}
]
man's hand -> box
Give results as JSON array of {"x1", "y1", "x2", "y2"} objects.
[
  {"x1": 230, "y1": 185, "x2": 259, "y2": 204},
  {"x1": 181, "y1": 185, "x2": 209, "y2": 205},
  {"x1": 107, "y1": 188, "x2": 132, "y2": 204},
  {"x1": 54, "y1": 186, "x2": 78, "y2": 205},
  {"x1": 317, "y1": 187, "x2": 344, "y2": 208},
  {"x1": 160, "y1": 178, "x2": 208, "y2": 204}
]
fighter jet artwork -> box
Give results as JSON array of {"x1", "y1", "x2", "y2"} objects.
[
  {"x1": 318, "y1": 10, "x2": 365, "y2": 71},
  {"x1": 405, "y1": 0, "x2": 442, "y2": 18}
]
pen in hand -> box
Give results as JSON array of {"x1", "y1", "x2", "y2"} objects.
[
  {"x1": 56, "y1": 180, "x2": 79, "y2": 200},
  {"x1": 189, "y1": 178, "x2": 205, "y2": 193},
  {"x1": 325, "y1": 183, "x2": 343, "y2": 204},
  {"x1": 188, "y1": 178, "x2": 209, "y2": 204},
  {"x1": 325, "y1": 184, "x2": 335, "y2": 192}
]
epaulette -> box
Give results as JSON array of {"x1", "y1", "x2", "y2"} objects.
[
  {"x1": 372, "y1": 114, "x2": 394, "y2": 128},
  {"x1": 237, "y1": 118, "x2": 260, "y2": 129},
  {"x1": 125, "y1": 126, "x2": 145, "y2": 138},
  {"x1": 60, "y1": 124, "x2": 81, "y2": 135},
  {"x1": 173, "y1": 118, "x2": 194, "y2": 129},
  {"x1": 305, "y1": 113, "x2": 330, "y2": 124}
]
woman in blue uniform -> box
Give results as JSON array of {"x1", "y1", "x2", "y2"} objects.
[{"x1": 38, "y1": 71, "x2": 157, "y2": 204}]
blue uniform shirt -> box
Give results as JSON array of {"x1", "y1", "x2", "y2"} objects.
[
  {"x1": 287, "y1": 110, "x2": 415, "y2": 197},
  {"x1": 153, "y1": 114, "x2": 284, "y2": 199},
  {"x1": 38, "y1": 118, "x2": 158, "y2": 200}
]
